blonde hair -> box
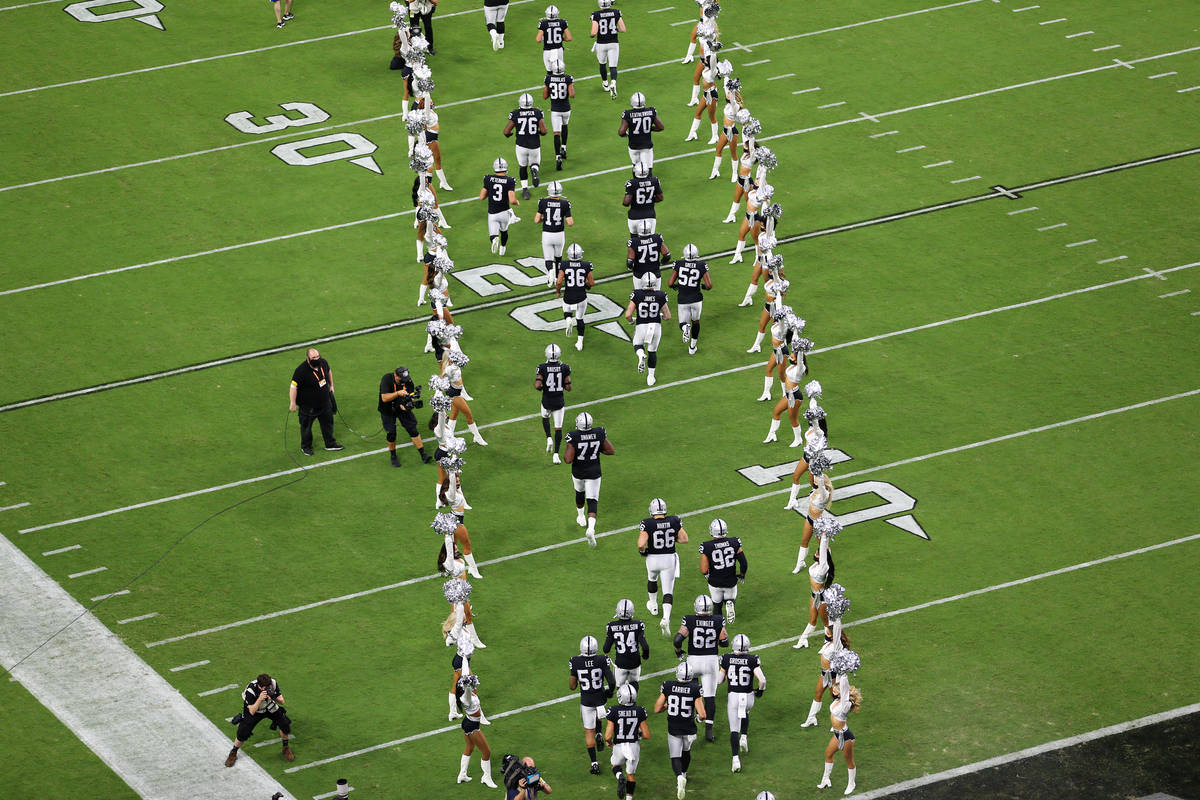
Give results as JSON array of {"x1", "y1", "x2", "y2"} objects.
[{"x1": 848, "y1": 685, "x2": 863, "y2": 710}]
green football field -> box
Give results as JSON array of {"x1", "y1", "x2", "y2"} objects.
[{"x1": 2, "y1": 0, "x2": 1199, "y2": 798}]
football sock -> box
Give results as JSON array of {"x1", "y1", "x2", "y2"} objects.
[
  {"x1": 610, "y1": 67, "x2": 618, "y2": 82},
  {"x1": 661, "y1": 601, "x2": 672, "y2": 622},
  {"x1": 575, "y1": 490, "x2": 586, "y2": 506},
  {"x1": 542, "y1": 417, "x2": 552, "y2": 437},
  {"x1": 587, "y1": 746, "x2": 597, "y2": 761},
  {"x1": 730, "y1": 732, "x2": 739, "y2": 756},
  {"x1": 740, "y1": 717, "x2": 750, "y2": 735},
  {"x1": 648, "y1": 352, "x2": 658, "y2": 368},
  {"x1": 626, "y1": 779, "x2": 636, "y2": 798},
  {"x1": 600, "y1": 64, "x2": 609, "y2": 82},
  {"x1": 576, "y1": 318, "x2": 585, "y2": 337},
  {"x1": 495, "y1": 21, "x2": 505, "y2": 33},
  {"x1": 499, "y1": 230, "x2": 509, "y2": 246},
  {"x1": 586, "y1": 499, "x2": 598, "y2": 515},
  {"x1": 561, "y1": 124, "x2": 569, "y2": 145},
  {"x1": 612, "y1": 766, "x2": 622, "y2": 778},
  {"x1": 554, "y1": 133, "x2": 562, "y2": 153},
  {"x1": 553, "y1": 429, "x2": 562, "y2": 453},
  {"x1": 680, "y1": 750, "x2": 691, "y2": 772},
  {"x1": 704, "y1": 697, "x2": 716, "y2": 723},
  {"x1": 671, "y1": 757, "x2": 684, "y2": 776},
  {"x1": 519, "y1": 165, "x2": 528, "y2": 182},
  {"x1": 545, "y1": 259, "x2": 555, "y2": 279},
  {"x1": 691, "y1": 321, "x2": 700, "y2": 341},
  {"x1": 647, "y1": 579, "x2": 658, "y2": 594},
  {"x1": 486, "y1": 22, "x2": 495, "y2": 31}
]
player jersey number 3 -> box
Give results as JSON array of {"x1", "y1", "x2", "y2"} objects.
[{"x1": 491, "y1": 182, "x2": 506, "y2": 201}]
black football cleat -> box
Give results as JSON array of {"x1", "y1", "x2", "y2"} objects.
[
  {"x1": 531, "y1": 164, "x2": 540, "y2": 187},
  {"x1": 301, "y1": 447, "x2": 314, "y2": 456},
  {"x1": 705, "y1": 724, "x2": 715, "y2": 742},
  {"x1": 421, "y1": 452, "x2": 434, "y2": 463},
  {"x1": 522, "y1": 187, "x2": 531, "y2": 201},
  {"x1": 615, "y1": 772, "x2": 626, "y2": 799},
  {"x1": 590, "y1": 762, "x2": 601, "y2": 775},
  {"x1": 556, "y1": 153, "x2": 563, "y2": 171},
  {"x1": 325, "y1": 442, "x2": 345, "y2": 451}
]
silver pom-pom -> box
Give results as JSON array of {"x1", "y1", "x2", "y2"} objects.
[
  {"x1": 410, "y1": 154, "x2": 432, "y2": 173},
  {"x1": 804, "y1": 404, "x2": 826, "y2": 423},
  {"x1": 805, "y1": 380, "x2": 823, "y2": 400},
  {"x1": 440, "y1": 456, "x2": 464, "y2": 473},
  {"x1": 415, "y1": 206, "x2": 433, "y2": 222},
  {"x1": 416, "y1": 77, "x2": 435, "y2": 94},
  {"x1": 709, "y1": 39, "x2": 723, "y2": 52},
  {"x1": 703, "y1": 2, "x2": 720, "y2": 18},
  {"x1": 793, "y1": 336, "x2": 814, "y2": 354},
  {"x1": 742, "y1": 118, "x2": 762, "y2": 137},
  {"x1": 808, "y1": 451, "x2": 831, "y2": 477},
  {"x1": 803, "y1": 435, "x2": 827, "y2": 461},
  {"x1": 829, "y1": 648, "x2": 860, "y2": 675},
  {"x1": 766, "y1": 253, "x2": 785, "y2": 272},
  {"x1": 426, "y1": 319, "x2": 446, "y2": 337},
  {"x1": 448, "y1": 350, "x2": 470, "y2": 367},
  {"x1": 439, "y1": 324, "x2": 463, "y2": 342},
  {"x1": 825, "y1": 592, "x2": 851, "y2": 621},
  {"x1": 764, "y1": 202, "x2": 784, "y2": 219},
  {"x1": 431, "y1": 513, "x2": 459, "y2": 535},
  {"x1": 428, "y1": 374, "x2": 451, "y2": 393},
  {"x1": 430, "y1": 395, "x2": 453, "y2": 414},
  {"x1": 756, "y1": 147, "x2": 778, "y2": 171},
  {"x1": 724, "y1": 76, "x2": 741, "y2": 93},
  {"x1": 443, "y1": 578, "x2": 472, "y2": 604},
  {"x1": 405, "y1": 115, "x2": 427, "y2": 135},
  {"x1": 433, "y1": 253, "x2": 453, "y2": 273},
  {"x1": 446, "y1": 436, "x2": 468, "y2": 455},
  {"x1": 814, "y1": 513, "x2": 842, "y2": 540},
  {"x1": 757, "y1": 232, "x2": 777, "y2": 252}
]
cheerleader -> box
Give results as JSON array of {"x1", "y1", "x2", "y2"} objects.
[
  {"x1": 803, "y1": 586, "x2": 849, "y2": 727},
  {"x1": 761, "y1": 343, "x2": 807, "y2": 446},
  {"x1": 818, "y1": 649, "x2": 861, "y2": 795},
  {"x1": 786, "y1": 428, "x2": 831, "y2": 570},
  {"x1": 439, "y1": 543, "x2": 486, "y2": 649},
  {"x1": 434, "y1": 501, "x2": 483, "y2": 579},
  {"x1": 745, "y1": 265, "x2": 788, "y2": 352},
  {"x1": 684, "y1": 53, "x2": 722, "y2": 145},
  {"x1": 418, "y1": 233, "x2": 450, "y2": 307},
  {"x1": 729, "y1": 181, "x2": 771, "y2": 264},
  {"x1": 423, "y1": 293, "x2": 454, "y2": 358},
  {"x1": 423, "y1": 104, "x2": 452, "y2": 191},
  {"x1": 683, "y1": 10, "x2": 719, "y2": 105},
  {"x1": 430, "y1": 408, "x2": 473, "y2": 512},
  {"x1": 795, "y1": 492, "x2": 840, "y2": 649},
  {"x1": 710, "y1": 79, "x2": 741, "y2": 180},
  {"x1": 454, "y1": 673, "x2": 498, "y2": 787},
  {"x1": 448, "y1": 633, "x2": 472, "y2": 720},
  {"x1": 724, "y1": 131, "x2": 767, "y2": 227},
  {"x1": 442, "y1": 348, "x2": 488, "y2": 445}
]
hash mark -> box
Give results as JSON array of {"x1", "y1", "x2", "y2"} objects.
[
  {"x1": 792, "y1": 87, "x2": 821, "y2": 95},
  {"x1": 1093, "y1": 44, "x2": 1121, "y2": 51},
  {"x1": 1007, "y1": 206, "x2": 1038, "y2": 215},
  {"x1": 923, "y1": 160, "x2": 954, "y2": 168},
  {"x1": 950, "y1": 176, "x2": 982, "y2": 184},
  {"x1": 1148, "y1": 72, "x2": 1177, "y2": 79},
  {"x1": 744, "y1": 59, "x2": 771, "y2": 66},
  {"x1": 1039, "y1": 18, "x2": 1067, "y2": 25},
  {"x1": 767, "y1": 73, "x2": 796, "y2": 81},
  {"x1": 869, "y1": 130, "x2": 899, "y2": 138},
  {"x1": 1037, "y1": 223, "x2": 1068, "y2": 231},
  {"x1": 1178, "y1": 86, "x2": 1200, "y2": 93},
  {"x1": 42, "y1": 544, "x2": 82, "y2": 556},
  {"x1": 68, "y1": 566, "x2": 107, "y2": 578},
  {"x1": 1011, "y1": 4, "x2": 1039, "y2": 10},
  {"x1": 1159, "y1": 289, "x2": 1190, "y2": 298},
  {"x1": 647, "y1": 6, "x2": 674, "y2": 12},
  {"x1": 1097, "y1": 256, "x2": 1128, "y2": 264},
  {"x1": 117, "y1": 612, "x2": 159, "y2": 625},
  {"x1": 1066, "y1": 239, "x2": 1098, "y2": 247},
  {"x1": 1064, "y1": 31, "x2": 1093, "y2": 38},
  {"x1": 897, "y1": 145, "x2": 926, "y2": 153},
  {"x1": 91, "y1": 590, "x2": 130, "y2": 602},
  {"x1": 668, "y1": 18, "x2": 694, "y2": 26},
  {"x1": 818, "y1": 101, "x2": 846, "y2": 108}
]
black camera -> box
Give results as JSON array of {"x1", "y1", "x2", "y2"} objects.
[
  {"x1": 524, "y1": 765, "x2": 542, "y2": 787},
  {"x1": 410, "y1": 384, "x2": 423, "y2": 409}
]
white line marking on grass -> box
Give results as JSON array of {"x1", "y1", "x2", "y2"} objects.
[
  {"x1": 1142, "y1": 267, "x2": 1168, "y2": 280},
  {"x1": 1011, "y1": 4, "x2": 1039, "y2": 10},
  {"x1": 91, "y1": 590, "x2": 130, "y2": 602},
  {"x1": 0, "y1": 501, "x2": 30, "y2": 511},
  {"x1": 1097, "y1": 255, "x2": 1128, "y2": 264},
  {"x1": 1037, "y1": 222, "x2": 1068, "y2": 231},
  {"x1": 728, "y1": 41, "x2": 753, "y2": 54},
  {"x1": 1159, "y1": 289, "x2": 1190, "y2": 298},
  {"x1": 0, "y1": 534, "x2": 295, "y2": 800},
  {"x1": 767, "y1": 73, "x2": 795, "y2": 81},
  {"x1": 1112, "y1": 58, "x2": 1135, "y2": 69},
  {"x1": 647, "y1": 6, "x2": 674, "y2": 12},
  {"x1": 668, "y1": 18, "x2": 693, "y2": 25},
  {"x1": 1093, "y1": 44, "x2": 1121, "y2": 51},
  {"x1": 744, "y1": 59, "x2": 772, "y2": 66},
  {"x1": 67, "y1": 566, "x2": 106, "y2": 579},
  {"x1": 117, "y1": 612, "x2": 158, "y2": 625},
  {"x1": 1064, "y1": 30, "x2": 1093, "y2": 38},
  {"x1": 1007, "y1": 206, "x2": 1039, "y2": 215},
  {"x1": 197, "y1": 684, "x2": 238, "y2": 697},
  {"x1": 1066, "y1": 238, "x2": 1098, "y2": 247},
  {"x1": 1178, "y1": 85, "x2": 1200, "y2": 93},
  {"x1": 25, "y1": 260, "x2": 1200, "y2": 543},
  {"x1": 41, "y1": 544, "x2": 81, "y2": 556},
  {"x1": 288, "y1": 535, "x2": 1200, "y2": 771},
  {"x1": 818, "y1": 101, "x2": 846, "y2": 108},
  {"x1": 313, "y1": 787, "x2": 353, "y2": 800},
  {"x1": 150, "y1": 388, "x2": 1200, "y2": 649},
  {"x1": 923, "y1": 160, "x2": 954, "y2": 167},
  {"x1": 1039, "y1": 17, "x2": 1067, "y2": 25},
  {"x1": 897, "y1": 145, "x2": 926, "y2": 153},
  {"x1": 1148, "y1": 71, "x2": 1177, "y2": 79},
  {"x1": 950, "y1": 175, "x2": 981, "y2": 183},
  {"x1": 858, "y1": 110, "x2": 880, "y2": 122},
  {"x1": 0, "y1": 0, "x2": 64, "y2": 10},
  {"x1": 169, "y1": 660, "x2": 210, "y2": 672},
  {"x1": 1192, "y1": 311, "x2": 1200, "y2": 316},
  {"x1": 0, "y1": 0, "x2": 537, "y2": 96},
  {"x1": 870, "y1": 130, "x2": 899, "y2": 137},
  {"x1": 792, "y1": 87, "x2": 821, "y2": 95},
  {"x1": 854, "y1": 702, "x2": 1200, "y2": 798},
  {"x1": 0, "y1": 0, "x2": 989, "y2": 195},
  {"x1": 255, "y1": 734, "x2": 298, "y2": 748}
]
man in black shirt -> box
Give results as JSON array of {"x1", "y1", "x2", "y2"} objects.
[
  {"x1": 288, "y1": 349, "x2": 343, "y2": 456},
  {"x1": 622, "y1": 162, "x2": 662, "y2": 234},
  {"x1": 569, "y1": 635, "x2": 617, "y2": 775},
  {"x1": 590, "y1": 0, "x2": 625, "y2": 98},
  {"x1": 379, "y1": 365, "x2": 434, "y2": 467},
  {"x1": 618, "y1": 92, "x2": 663, "y2": 171},
  {"x1": 224, "y1": 673, "x2": 293, "y2": 766},
  {"x1": 480, "y1": 158, "x2": 520, "y2": 255},
  {"x1": 542, "y1": 64, "x2": 575, "y2": 169},
  {"x1": 653, "y1": 661, "x2": 705, "y2": 798},
  {"x1": 503, "y1": 93, "x2": 548, "y2": 200},
  {"x1": 564, "y1": 411, "x2": 613, "y2": 545}
]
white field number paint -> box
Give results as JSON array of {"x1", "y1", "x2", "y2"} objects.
[
  {"x1": 509, "y1": 295, "x2": 632, "y2": 342},
  {"x1": 453, "y1": 258, "x2": 548, "y2": 297},
  {"x1": 737, "y1": 449, "x2": 929, "y2": 538},
  {"x1": 64, "y1": 0, "x2": 164, "y2": 29},
  {"x1": 225, "y1": 103, "x2": 331, "y2": 135},
  {"x1": 270, "y1": 133, "x2": 382, "y2": 174}
]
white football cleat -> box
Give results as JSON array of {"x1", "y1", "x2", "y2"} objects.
[
  {"x1": 688, "y1": 342, "x2": 698, "y2": 355},
  {"x1": 646, "y1": 598, "x2": 659, "y2": 616},
  {"x1": 677, "y1": 773, "x2": 687, "y2": 799},
  {"x1": 490, "y1": 237, "x2": 500, "y2": 254},
  {"x1": 647, "y1": 373, "x2": 656, "y2": 386},
  {"x1": 576, "y1": 508, "x2": 587, "y2": 527},
  {"x1": 546, "y1": 437, "x2": 554, "y2": 452},
  {"x1": 731, "y1": 756, "x2": 741, "y2": 773},
  {"x1": 552, "y1": 453, "x2": 562, "y2": 464},
  {"x1": 498, "y1": 244, "x2": 506, "y2": 256},
  {"x1": 586, "y1": 529, "x2": 597, "y2": 547},
  {"x1": 660, "y1": 617, "x2": 671, "y2": 636},
  {"x1": 575, "y1": 338, "x2": 584, "y2": 351},
  {"x1": 739, "y1": 735, "x2": 748, "y2": 752},
  {"x1": 601, "y1": 80, "x2": 610, "y2": 92}
]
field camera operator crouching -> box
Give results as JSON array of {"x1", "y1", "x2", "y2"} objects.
[
  {"x1": 380, "y1": 365, "x2": 435, "y2": 467},
  {"x1": 502, "y1": 754, "x2": 553, "y2": 800},
  {"x1": 224, "y1": 674, "x2": 292, "y2": 766}
]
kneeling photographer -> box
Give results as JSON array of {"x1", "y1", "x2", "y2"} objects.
[
  {"x1": 502, "y1": 754, "x2": 553, "y2": 800},
  {"x1": 379, "y1": 365, "x2": 435, "y2": 467}
]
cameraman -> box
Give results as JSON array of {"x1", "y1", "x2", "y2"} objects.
[
  {"x1": 379, "y1": 366, "x2": 435, "y2": 467},
  {"x1": 506, "y1": 756, "x2": 552, "y2": 800}
]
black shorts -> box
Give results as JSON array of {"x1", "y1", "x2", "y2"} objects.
[
  {"x1": 462, "y1": 715, "x2": 481, "y2": 734},
  {"x1": 448, "y1": 386, "x2": 462, "y2": 398},
  {"x1": 382, "y1": 409, "x2": 420, "y2": 439},
  {"x1": 425, "y1": 131, "x2": 439, "y2": 142},
  {"x1": 236, "y1": 709, "x2": 291, "y2": 742}
]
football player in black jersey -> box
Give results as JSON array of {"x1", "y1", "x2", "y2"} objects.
[
  {"x1": 653, "y1": 661, "x2": 705, "y2": 799},
  {"x1": 638, "y1": 498, "x2": 689, "y2": 635},
  {"x1": 625, "y1": 279, "x2": 670, "y2": 387},
  {"x1": 479, "y1": 157, "x2": 519, "y2": 255},
  {"x1": 674, "y1": 595, "x2": 728, "y2": 742},
  {"x1": 504, "y1": 93, "x2": 548, "y2": 201},
  {"x1": 565, "y1": 411, "x2": 614, "y2": 544},
  {"x1": 604, "y1": 598, "x2": 651, "y2": 691},
  {"x1": 569, "y1": 635, "x2": 617, "y2": 775},
  {"x1": 627, "y1": 220, "x2": 669, "y2": 290},
  {"x1": 604, "y1": 684, "x2": 650, "y2": 800},
  {"x1": 534, "y1": 343, "x2": 572, "y2": 463},
  {"x1": 590, "y1": 0, "x2": 625, "y2": 99},
  {"x1": 699, "y1": 518, "x2": 747, "y2": 624},
  {"x1": 623, "y1": 162, "x2": 663, "y2": 234},
  {"x1": 483, "y1": 0, "x2": 509, "y2": 50},
  {"x1": 535, "y1": 181, "x2": 573, "y2": 286},
  {"x1": 619, "y1": 92, "x2": 664, "y2": 171},
  {"x1": 668, "y1": 243, "x2": 712, "y2": 355},
  {"x1": 543, "y1": 62, "x2": 575, "y2": 168},
  {"x1": 556, "y1": 242, "x2": 594, "y2": 351},
  {"x1": 536, "y1": 5, "x2": 572, "y2": 72},
  {"x1": 719, "y1": 634, "x2": 766, "y2": 773}
]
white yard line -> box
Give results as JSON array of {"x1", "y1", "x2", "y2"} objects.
[
  {"x1": 1148, "y1": 71, "x2": 1177, "y2": 79},
  {"x1": 1066, "y1": 238, "x2": 1099, "y2": 247},
  {"x1": 853, "y1": 702, "x2": 1200, "y2": 798},
  {"x1": 90, "y1": 590, "x2": 130, "y2": 602},
  {"x1": 1097, "y1": 255, "x2": 1128, "y2": 264},
  {"x1": 0, "y1": 501, "x2": 31, "y2": 511},
  {"x1": 0, "y1": 0, "x2": 64, "y2": 10},
  {"x1": 197, "y1": 684, "x2": 239, "y2": 697},
  {"x1": 19, "y1": 259, "x2": 1200, "y2": 540},
  {"x1": 1039, "y1": 17, "x2": 1067, "y2": 25},
  {"x1": 818, "y1": 100, "x2": 847, "y2": 108},
  {"x1": 1064, "y1": 30, "x2": 1093, "y2": 38},
  {"x1": 0, "y1": 0, "x2": 538, "y2": 97},
  {"x1": 923, "y1": 160, "x2": 954, "y2": 167},
  {"x1": 767, "y1": 73, "x2": 796, "y2": 81},
  {"x1": 0, "y1": 533, "x2": 295, "y2": 800},
  {"x1": 287, "y1": 533, "x2": 1200, "y2": 772},
  {"x1": 1178, "y1": 85, "x2": 1200, "y2": 93},
  {"x1": 668, "y1": 18, "x2": 694, "y2": 26},
  {"x1": 146, "y1": 387, "x2": 1200, "y2": 649},
  {"x1": 1011, "y1": 4, "x2": 1039, "y2": 10},
  {"x1": 0, "y1": 0, "x2": 989, "y2": 194},
  {"x1": 1159, "y1": 289, "x2": 1190, "y2": 298},
  {"x1": 870, "y1": 130, "x2": 900, "y2": 137},
  {"x1": 647, "y1": 6, "x2": 674, "y2": 12},
  {"x1": 1007, "y1": 206, "x2": 1039, "y2": 215},
  {"x1": 42, "y1": 544, "x2": 82, "y2": 556},
  {"x1": 792, "y1": 86, "x2": 821, "y2": 95},
  {"x1": 1093, "y1": 44, "x2": 1121, "y2": 52}
]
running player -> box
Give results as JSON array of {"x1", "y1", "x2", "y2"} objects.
[
  {"x1": 638, "y1": 498, "x2": 689, "y2": 634},
  {"x1": 674, "y1": 595, "x2": 728, "y2": 742},
  {"x1": 536, "y1": 5, "x2": 571, "y2": 71},
  {"x1": 556, "y1": 242, "x2": 594, "y2": 351},
  {"x1": 479, "y1": 158, "x2": 519, "y2": 255},
  {"x1": 590, "y1": 0, "x2": 625, "y2": 99},
  {"x1": 623, "y1": 162, "x2": 663, "y2": 234},
  {"x1": 503, "y1": 93, "x2": 548, "y2": 200},
  {"x1": 654, "y1": 662, "x2": 705, "y2": 799},
  {"x1": 619, "y1": 92, "x2": 664, "y2": 170},
  {"x1": 719, "y1": 634, "x2": 766, "y2": 773},
  {"x1": 565, "y1": 411, "x2": 614, "y2": 544},
  {"x1": 534, "y1": 344, "x2": 571, "y2": 463},
  {"x1": 543, "y1": 62, "x2": 575, "y2": 168},
  {"x1": 668, "y1": 243, "x2": 711, "y2": 355},
  {"x1": 604, "y1": 599, "x2": 650, "y2": 690},
  {"x1": 569, "y1": 635, "x2": 617, "y2": 775},
  {"x1": 535, "y1": 181, "x2": 573, "y2": 286},
  {"x1": 625, "y1": 279, "x2": 670, "y2": 386}
]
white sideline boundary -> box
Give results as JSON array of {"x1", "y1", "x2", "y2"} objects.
[
  {"x1": 0, "y1": 533, "x2": 295, "y2": 800},
  {"x1": 142, "y1": 387, "x2": 1200, "y2": 649},
  {"x1": 17, "y1": 259, "x2": 1200, "y2": 534},
  {"x1": 285, "y1": 533, "x2": 1200, "y2": 771},
  {"x1": 852, "y1": 702, "x2": 1200, "y2": 798},
  {"x1": 0, "y1": 1, "x2": 1000, "y2": 194}
]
